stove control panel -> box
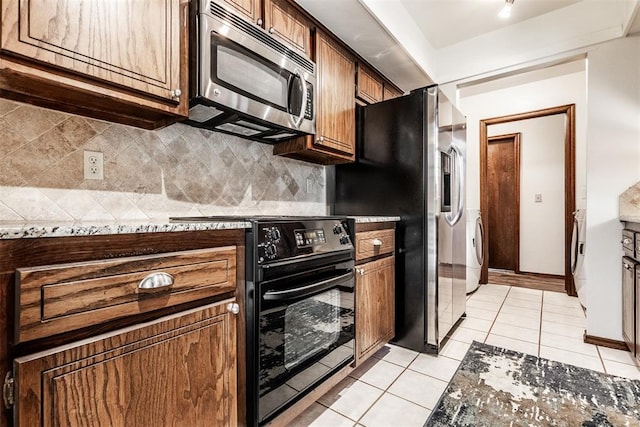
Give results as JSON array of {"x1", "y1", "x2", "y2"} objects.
[{"x1": 256, "y1": 218, "x2": 353, "y2": 264}]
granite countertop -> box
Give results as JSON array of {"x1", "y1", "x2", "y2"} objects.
[
  {"x1": 0, "y1": 216, "x2": 400, "y2": 239},
  {"x1": 620, "y1": 183, "x2": 640, "y2": 223}
]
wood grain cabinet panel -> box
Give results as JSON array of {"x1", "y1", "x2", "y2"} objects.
[
  {"x1": 12, "y1": 301, "x2": 238, "y2": 427},
  {"x1": 623, "y1": 258, "x2": 636, "y2": 354},
  {"x1": 383, "y1": 84, "x2": 403, "y2": 101},
  {"x1": 356, "y1": 64, "x2": 383, "y2": 104},
  {"x1": 355, "y1": 229, "x2": 395, "y2": 262},
  {"x1": 217, "y1": 0, "x2": 262, "y2": 24},
  {"x1": 355, "y1": 256, "x2": 395, "y2": 364},
  {"x1": 264, "y1": 0, "x2": 311, "y2": 57},
  {"x1": 16, "y1": 246, "x2": 237, "y2": 343},
  {"x1": 0, "y1": 0, "x2": 188, "y2": 128},
  {"x1": 273, "y1": 30, "x2": 355, "y2": 164}
]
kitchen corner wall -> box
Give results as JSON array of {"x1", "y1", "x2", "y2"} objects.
[{"x1": 0, "y1": 99, "x2": 327, "y2": 221}]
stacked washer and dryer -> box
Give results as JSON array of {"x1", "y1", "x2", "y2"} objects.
[{"x1": 466, "y1": 209, "x2": 484, "y2": 293}]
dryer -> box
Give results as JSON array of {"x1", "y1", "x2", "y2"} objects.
[
  {"x1": 571, "y1": 209, "x2": 587, "y2": 308},
  {"x1": 466, "y1": 209, "x2": 484, "y2": 293}
]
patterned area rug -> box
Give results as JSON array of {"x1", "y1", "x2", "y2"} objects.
[{"x1": 426, "y1": 341, "x2": 640, "y2": 427}]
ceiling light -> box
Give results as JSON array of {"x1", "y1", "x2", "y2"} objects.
[{"x1": 498, "y1": 0, "x2": 514, "y2": 19}]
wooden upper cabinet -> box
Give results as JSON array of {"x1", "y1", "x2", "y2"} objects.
[
  {"x1": 356, "y1": 64, "x2": 383, "y2": 104},
  {"x1": 273, "y1": 30, "x2": 356, "y2": 164},
  {"x1": 12, "y1": 302, "x2": 238, "y2": 427},
  {"x1": 0, "y1": 0, "x2": 188, "y2": 128},
  {"x1": 217, "y1": 0, "x2": 262, "y2": 25},
  {"x1": 383, "y1": 84, "x2": 404, "y2": 101},
  {"x1": 264, "y1": 0, "x2": 311, "y2": 57},
  {"x1": 312, "y1": 31, "x2": 356, "y2": 158}
]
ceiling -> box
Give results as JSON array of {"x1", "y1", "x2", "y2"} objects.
[{"x1": 295, "y1": 0, "x2": 640, "y2": 91}]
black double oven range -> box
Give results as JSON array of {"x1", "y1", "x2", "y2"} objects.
[{"x1": 171, "y1": 216, "x2": 355, "y2": 425}]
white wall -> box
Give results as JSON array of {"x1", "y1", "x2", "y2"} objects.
[
  {"x1": 457, "y1": 60, "x2": 587, "y2": 212},
  {"x1": 585, "y1": 36, "x2": 640, "y2": 340},
  {"x1": 488, "y1": 116, "x2": 566, "y2": 275}
]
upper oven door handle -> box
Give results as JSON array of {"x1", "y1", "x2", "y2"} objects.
[{"x1": 263, "y1": 271, "x2": 353, "y2": 301}]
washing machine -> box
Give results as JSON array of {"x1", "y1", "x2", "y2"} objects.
[
  {"x1": 466, "y1": 209, "x2": 484, "y2": 293},
  {"x1": 571, "y1": 209, "x2": 587, "y2": 308}
]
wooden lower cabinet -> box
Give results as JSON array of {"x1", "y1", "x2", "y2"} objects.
[
  {"x1": 355, "y1": 256, "x2": 395, "y2": 364},
  {"x1": 622, "y1": 258, "x2": 636, "y2": 355},
  {"x1": 12, "y1": 301, "x2": 238, "y2": 427}
]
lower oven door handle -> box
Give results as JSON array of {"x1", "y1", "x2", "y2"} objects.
[{"x1": 263, "y1": 272, "x2": 354, "y2": 301}]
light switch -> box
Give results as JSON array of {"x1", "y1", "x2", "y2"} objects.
[{"x1": 535, "y1": 194, "x2": 542, "y2": 203}]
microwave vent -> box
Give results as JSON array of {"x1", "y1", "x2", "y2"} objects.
[{"x1": 209, "y1": 2, "x2": 315, "y2": 75}]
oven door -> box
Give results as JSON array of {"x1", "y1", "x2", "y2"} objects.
[{"x1": 257, "y1": 262, "x2": 355, "y2": 424}]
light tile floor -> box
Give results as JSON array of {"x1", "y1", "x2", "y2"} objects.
[{"x1": 289, "y1": 284, "x2": 640, "y2": 427}]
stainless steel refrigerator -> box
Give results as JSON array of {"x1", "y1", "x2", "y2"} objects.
[{"x1": 333, "y1": 85, "x2": 467, "y2": 353}]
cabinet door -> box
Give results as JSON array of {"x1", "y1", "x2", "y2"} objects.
[
  {"x1": 1, "y1": 0, "x2": 182, "y2": 102},
  {"x1": 622, "y1": 258, "x2": 635, "y2": 354},
  {"x1": 636, "y1": 268, "x2": 640, "y2": 361},
  {"x1": 383, "y1": 84, "x2": 403, "y2": 101},
  {"x1": 217, "y1": 0, "x2": 262, "y2": 25},
  {"x1": 356, "y1": 64, "x2": 383, "y2": 104},
  {"x1": 314, "y1": 31, "x2": 356, "y2": 158},
  {"x1": 355, "y1": 256, "x2": 395, "y2": 364},
  {"x1": 13, "y1": 301, "x2": 238, "y2": 427},
  {"x1": 264, "y1": 0, "x2": 311, "y2": 57}
]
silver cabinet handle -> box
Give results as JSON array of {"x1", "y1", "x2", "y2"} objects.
[
  {"x1": 317, "y1": 136, "x2": 324, "y2": 143},
  {"x1": 227, "y1": 303, "x2": 240, "y2": 315},
  {"x1": 268, "y1": 26, "x2": 275, "y2": 34},
  {"x1": 356, "y1": 268, "x2": 365, "y2": 276},
  {"x1": 623, "y1": 238, "x2": 631, "y2": 245},
  {"x1": 256, "y1": 18, "x2": 263, "y2": 26},
  {"x1": 372, "y1": 239, "x2": 383, "y2": 246},
  {"x1": 138, "y1": 272, "x2": 174, "y2": 291},
  {"x1": 171, "y1": 89, "x2": 182, "y2": 99}
]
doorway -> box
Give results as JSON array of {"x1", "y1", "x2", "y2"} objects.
[
  {"x1": 487, "y1": 133, "x2": 520, "y2": 272},
  {"x1": 479, "y1": 104, "x2": 576, "y2": 296}
]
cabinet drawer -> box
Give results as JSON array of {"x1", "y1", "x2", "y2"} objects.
[
  {"x1": 16, "y1": 246, "x2": 236, "y2": 343},
  {"x1": 624, "y1": 229, "x2": 636, "y2": 258},
  {"x1": 356, "y1": 229, "x2": 395, "y2": 261}
]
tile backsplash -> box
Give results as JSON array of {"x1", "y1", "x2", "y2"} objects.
[{"x1": 0, "y1": 99, "x2": 326, "y2": 221}]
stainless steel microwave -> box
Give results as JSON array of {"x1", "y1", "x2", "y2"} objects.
[{"x1": 187, "y1": 1, "x2": 316, "y2": 143}]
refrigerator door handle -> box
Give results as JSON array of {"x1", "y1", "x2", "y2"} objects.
[{"x1": 445, "y1": 144, "x2": 464, "y2": 226}]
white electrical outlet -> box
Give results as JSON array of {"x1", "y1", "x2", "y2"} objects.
[
  {"x1": 83, "y1": 150, "x2": 104, "y2": 180},
  {"x1": 535, "y1": 193, "x2": 542, "y2": 203}
]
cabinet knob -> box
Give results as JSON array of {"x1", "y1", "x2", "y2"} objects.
[
  {"x1": 171, "y1": 88, "x2": 182, "y2": 99},
  {"x1": 227, "y1": 302, "x2": 240, "y2": 315},
  {"x1": 256, "y1": 18, "x2": 263, "y2": 26},
  {"x1": 623, "y1": 238, "x2": 631, "y2": 245},
  {"x1": 372, "y1": 239, "x2": 383, "y2": 246},
  {"x1": 317, "y1": 136, "x2": 324, "y2": 143},
  {"x1": 356, "y1": 268, "x2": 365, "y2": 276},
  {"x1": 268, "y1": 26, "x2": 275, "y2": 34}
]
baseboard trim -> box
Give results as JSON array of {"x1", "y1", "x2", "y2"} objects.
[{"x1": 583, "y1": 332, "x2": 628, "y2": 350}]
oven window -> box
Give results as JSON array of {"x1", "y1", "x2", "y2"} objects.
[
  {"x1": 216, "y1": 45, "x2": 288, "y2": 109},
  {"x1": 284, "y1": 290, "x2": 340, "y2": 370}
]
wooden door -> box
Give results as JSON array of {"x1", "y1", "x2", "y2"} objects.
[
  {"x1": 217, "y1": 0, "x2": 262, "y2": 25},
  {"x1": 313, "y1": 31, "x2": 356, "y2": 157},
  {"x1": 623, "y1": 259, "x2": 636, "y2": 354},
  {"x1": 355, "y1": 256, "x2": 395, "y2": 364},
  {"x1": 487, "y1": 133, "x2": 520, "y2": 271},
  {"x1": 13, "y1": 302, "x2": 238, "y2": 427},
  {"x1": 1, "y1": 0, "x2": 182, "y2": 103},
  {"x1": 263, "y1": 0, "x2": 311, "y2": 57}
]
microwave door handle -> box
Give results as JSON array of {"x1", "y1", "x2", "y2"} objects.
[{"x1": 291, "y1": 69, "x2": 307, "y2": 128}]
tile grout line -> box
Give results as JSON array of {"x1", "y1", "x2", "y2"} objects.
[{"x1": 482, "y1": 285, "x2": 511, "y2": 345}]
